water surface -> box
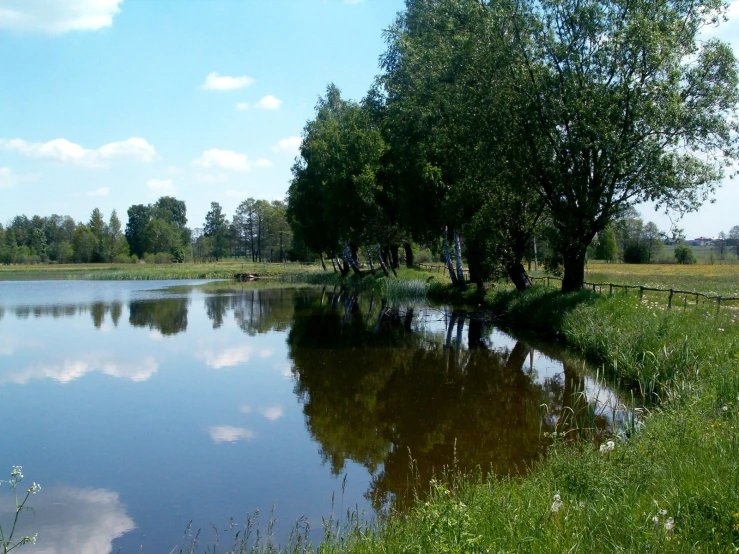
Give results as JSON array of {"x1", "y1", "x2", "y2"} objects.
[{"x1": 0, "y1": 281, "x2": 622, "y2": 552}]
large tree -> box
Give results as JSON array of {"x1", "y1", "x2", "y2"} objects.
[{"x1": 497, "y1": 0, "x2": 739, "y2": 290}]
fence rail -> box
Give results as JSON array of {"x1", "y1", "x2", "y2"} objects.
[
  {"x1": 417, "y1": 263, "x2": 470, "y2": 276},
  {"x1": 530, "y1": 275, "x2": 739, "y2": 312}
]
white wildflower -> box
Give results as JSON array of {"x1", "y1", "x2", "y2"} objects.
[
  {"x1": 659, "y1": 509, "x2": 667, "y2": 517},
  {"x1": 664, "y1": 517, "x2": 674, "y2": 532},
  {"x1": 27, "y1": 482, "x2": 41, "y2": 494},
  {"x1": 600, "y1": 444, "x2": 608, "y2": 453},
  {"x1": 606, "y1": 440, "x2": 615, "y2": 451},
  {"x1": 10, "y1": 466, "x2": 23, "y2": 479},
  {"x1": 551, "y1": 494, "x2": 563, "y2": 513},
  {"x1": 722, "y1": 406, "x2": 728, "y2": 412}
]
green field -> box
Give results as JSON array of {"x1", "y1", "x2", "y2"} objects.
[{"x1": 0, "y1": 261, "x2": 322, "y2": 281}]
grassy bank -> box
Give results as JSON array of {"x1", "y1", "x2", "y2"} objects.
[{"x1": 0, "y1": 261, "x2": 321, "y2": 281}]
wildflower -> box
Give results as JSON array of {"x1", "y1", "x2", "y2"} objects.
[
  {"x1": 599, "y1": 444, "x2": 608, "y2": 453},
  {"x1": 659, "y1": 509, "x2": 667, "y2": 517},
  {"x1": 551, "y1": 494, "x2": 563, "y2": 513},
  {"x1": 27, "y1": 482, "x2": 41, "y2": 494},
  {"x1": 665, "y1": 517, "x2": 674, "y2": 532},
  {"x1": 722, "y1": 406, "x2": 728, "y2": 412},
  {"x1": 10, "y1": 466, "x2": 23, "y2": 479},
  {"x1": 606, "y1": 440, "x2": 615, "y2": 451}
]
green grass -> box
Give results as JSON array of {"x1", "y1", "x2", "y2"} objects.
[{"x1": 0, "y1": 261, "x2": 321, "y2": 281}]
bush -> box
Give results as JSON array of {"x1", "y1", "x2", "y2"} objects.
[{"x1": 674, "y1": 245, "x2": 696, "y2": 264}]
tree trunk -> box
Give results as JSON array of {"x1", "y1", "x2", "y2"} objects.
[
  {"x1": 390, "y1": 245, "x2": 400, "y2": 270},
  {"x1": 403, "y1": 242, "x2": 414, "y2": 268},
  {"x1": 374, "y1": 245, "x2": 390, "y2": 277},
  {"x1": 320, "y1": 252, "x2": 327, "y2": 271},
  {"x1": 506, "y1": 262, "x2": 533, "y2": 291},
  {"x1": 443, "y1": 229, "x2": 459, "y2": 286},
  {"x1": 561, "y1": 247, "x2": 587, "y2": 292},
  {"x1": 343, "y1": 240, "x2": 362, "y2": 276},
  {"x1": 330, "y1": 254, "x2": 337, "y2": 273},
  {"x1": 336, "y1": 253, "x2": 349, "y2": 276},
  {"x1": 533, "y1": 236, "x2": 539, "y2": 272},
  {"x1": 453, "y1": 229, "x2": 466, "y2": 288},
  {"x1": 381, "y1": 245, "x2": 397, "y2": 277},
  {"x1": 364, "y1": 245, "x2": 375, "y2": 274}
]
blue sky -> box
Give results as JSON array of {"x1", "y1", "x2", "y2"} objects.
[{"x1": 0, "y1": 0, "x2": 737, "y2": 238}]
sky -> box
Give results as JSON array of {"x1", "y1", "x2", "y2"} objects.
[{"x1": 0, "y1": 0, "x2": 737, "y2": 238}]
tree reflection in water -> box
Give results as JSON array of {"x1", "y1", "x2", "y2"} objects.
[{"x1": 287, "y1": 287, "x2": 588, "y2": 510}]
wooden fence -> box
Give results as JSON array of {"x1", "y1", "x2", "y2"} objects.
[
  {"x1": 417, "y1": 263, "x2": 471, "y2": 277},
  {"x1": 531, "y1": 275, "x2": 739, "y2": 312}
]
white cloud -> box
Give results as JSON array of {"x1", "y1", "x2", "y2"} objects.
[
  {"x1": 236, "y1": 102, "x2": 250, "y2": 111},
  {"x1": 260, "y1": 405, "x2": 284, "y2": 421},
  {"x1": 271, "y1": 136, "x2": 301, "y2": 155},
  {"x1": 0, "y1": 486, "x2": 135, "y2": 554},
  {"x1": 195, "y1": 172, "x2": 229, "y2": 184},
  {"x1": 254, "y1": 158, "x2": 273, "y2": 168},
  {"x1": 1, "y1": 355, "x2": 158, "y2": 385},
  {"x1": 146, "y1": 178, "x2": 176, "y2": 196},
  {"x1": 253, "y1": 95, "x2": 283, "y2": 110},
  {"x1": 0, "y1": 0, "x2": 123, "y2": 34},
  {"x1": 0, "y1": 137, "x2": 156, "y2": 168},
  {"x1": 193, "y1": 149, "x2": 251, "y2": 172},
  {"x1": 87, "y1": 186, "x2": 109, "y2": 197},
  {"x1": 208, "y1": 425, "x2": 255, "y2": 443},
  {"x1": 202, "y1": 72, "x2": 254, "y2": 91}
]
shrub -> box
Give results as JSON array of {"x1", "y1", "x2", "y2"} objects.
[{"x1": 674, "y1": 245, "x2": 697, "y2": 264}]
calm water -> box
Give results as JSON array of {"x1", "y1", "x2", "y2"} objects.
[{"x1": 0, "y1": 281, "x2": 622, "y2": 552}]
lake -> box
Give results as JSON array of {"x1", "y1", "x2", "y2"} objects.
[{"x1": 0, "y1": 280, "x2": 624, "y2": 552}]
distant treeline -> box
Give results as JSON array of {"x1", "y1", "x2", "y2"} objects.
[{"x1": 0, "y1": 196, "x2": 299, "y2": 265}]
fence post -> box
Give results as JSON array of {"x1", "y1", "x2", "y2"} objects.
[
  {"x1": 609, "y1": 284, "x2": 613, "y2": 296},
  {"x1": 592, "y1": 283, "x2": 596, "y2": 293},
  {"x1": 683, "y1": 297, "x2": 687, "y2": 312},
  {"x1": 546, "y1": 277, "x2": 550, "y2": 288},
  {"x1": 639, "y1": 286, "x2": 644, "y2": 300},
  {"x1": 695, "y1": 293, "x2": 699, "y2": 305},
  {"x1": 668, "y1": 289, "x2": 674, "y2": 310}
]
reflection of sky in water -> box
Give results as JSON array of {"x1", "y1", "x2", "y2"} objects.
[
  {"x1": 0, "y1": 486, "x2": 135, "y2": 554},
  {"x1": 0, "y1": 281, "x2": 624, "y2": 552}
]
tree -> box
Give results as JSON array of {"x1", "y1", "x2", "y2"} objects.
[
  {"x1": 380, "y1": 0, "x2": 545, "y2": 288},
  {"x1": 125, "y1": 204, "x2": 151, "y2": 258},
  {"x1": 729, "y1": 226, "x2": 739, "y2": 257},
  {"x1": 674, "y1": 245, "x2": 697, "y2": 265},
  {"x1": 593, "y1": 226, "x2": 618, "y2": 263},
  {"x1": 489, "y1": 0, "x2": 739, "y2": 290},
  {"x1": 288, "y1": 84, "x2": 386, "y2": 275},
  {"x1": 144, "y1": 218, "x2": 181, "y2": 256},
  {"x1": 204, "y1": 202, "x2": 230, "y2": 260}
]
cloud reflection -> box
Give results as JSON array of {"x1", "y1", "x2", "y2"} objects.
[
  {"x1": 208, "y1": 425, "x2": 255, "y2": 443},
  {"x1": 1, "y1": 355, "x2": 158, "y2": 384},
  {"x1": 259, "y1": 405, "x2": 284, "y2": 421},
  {"x1": 0, "y1": 486, "x2": 135, "y2": 554},
  {"x1": 199, "y1": 346, "x2": 273, "y2": 369}
]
